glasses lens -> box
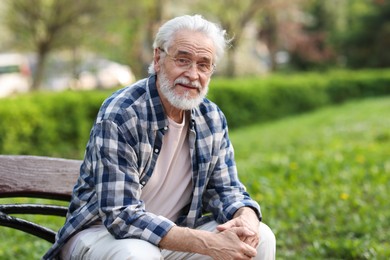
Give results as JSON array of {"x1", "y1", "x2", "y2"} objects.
[
  {"x1": 161, "y1": 48, "x2": 214, "y2": 74},
  {"x1": 197, "y1": 63, "x2": 213, "y2": 73}
]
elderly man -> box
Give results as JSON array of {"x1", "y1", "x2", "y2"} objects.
[{"x1": 44, "y1": 14, "x2": 275, "y2": 259}]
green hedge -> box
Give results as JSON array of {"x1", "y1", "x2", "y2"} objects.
[
  {"x1": 0, "y1": 69, "x2": 389, "y2": 158},
  {"x1": 208, "y1": 69, "x2": 390, "y2": 128},
  {"x1": 0, "y1": 91, "x2": 109, "y2": 158}
]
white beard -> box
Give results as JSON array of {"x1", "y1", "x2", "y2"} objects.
[{"x1": 158, "y1": 68, "x2": 209, "y2": 110}]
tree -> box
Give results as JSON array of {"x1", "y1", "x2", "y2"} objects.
[
  {"x1": 82, "y1": 0, "x2": 167, "y2": 79},
  {"x1": 274, "y1": 0, "x2": 338, "y2": 70},
  {"x1": 282, "y1": 0, "x2": 390, "y2": 70},
  {"x1": 4, "y1": 0, "x2": 101, "y2": 90},
  {"x1": 191, "y1": 0, "x2": 313, "y2": 75},
  {"x1": 191, "y1": 0, "x2": 266, "y2": 77},
  {"x1": 342, "y1": 0, "x2": 390, "y2": 68},
  {"x1": 256, "y1": 0, "x2": 308, "y2": 71}
]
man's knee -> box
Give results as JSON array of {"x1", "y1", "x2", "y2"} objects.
[
  {"x1": 259, "y1": 222, "x2": 275, "y2": 244},
  {"x1": 257, "y1": 222, "x2": 276, "y2": 260}
]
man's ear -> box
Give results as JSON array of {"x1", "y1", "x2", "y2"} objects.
[{"x1": 153, "y1": 48, "x2": 162, "y2": 73}]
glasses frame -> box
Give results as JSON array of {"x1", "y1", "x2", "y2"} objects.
[{"x1": 158, "y1": 48, "x2": 216, "y2": 75}]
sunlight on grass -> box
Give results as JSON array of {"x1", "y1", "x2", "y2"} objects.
[{"x1": 231, "y1": 97, "x2": 390, "y2": 259}]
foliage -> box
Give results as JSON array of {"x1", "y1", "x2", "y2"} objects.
[
  {"x1": 283, "y1": 0, "x2": 390, "y2": 70},
  {"x1": 84, "y1": 0, "x2": 164, "y2": 79},
  {"x1": 190, "y1": 0, "x2": 266, "y2": 76},
  {"x1": 0, "y1": 90, "x2": 110, "y2": 158},
  {"x1": 231, "y1": 97, "x2": 390, "y2": 258},
  {"x1": 1, "y1": 97, "x2": 389, "y2": 259},
  {"x1": 208, "y1": 68, "x2": 390, "y2": 127},
  {"x1": 280, "y1": 0, "x2": 338, "y2": 70},
  {"x1": 4, "y1": 0, "x2": 102, "y2": 90},
  {"x1": 2, "y1": 0, "x2": 388, "y2": 83},
  {"x1": 341, "y1": 0, "x2": 390, "y2": 68},
  {"x1": 0, "y1": 69, "x2": 389, "y2": 158}
]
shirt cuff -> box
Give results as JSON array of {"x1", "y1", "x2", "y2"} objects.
[
  {"x1": 140, "y1": 215, "x2": 176, "y2": 246},
  {"x1": 225, "y1": 200, "x2": 262, "y2": 221}
]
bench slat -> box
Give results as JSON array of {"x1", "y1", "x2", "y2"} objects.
[
  {"x1": 0, "y1": 155, "x2": 81, "y2": 201},
  {"x1": 0, "y1": 155, "x2": 81, "y2": 245}
]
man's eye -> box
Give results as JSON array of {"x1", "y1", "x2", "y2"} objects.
[
  {"x1": 198, "y1": 63, "x2": 211, "y2": 71},
  {"x1": 176, "y1": 58, "x2": 191, "y2": 66}
]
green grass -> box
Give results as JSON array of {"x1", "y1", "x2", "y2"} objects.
[
  {"x1": 231, "y1": 97, "x2": 390, "y2": 259},
  {"x1": 1, "y1": 97, "x2": 389, "y2": 259}
]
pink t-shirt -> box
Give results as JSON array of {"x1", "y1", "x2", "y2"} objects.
[{"x1": 141, "y1": 114, "x2": 192, "y2": 221}]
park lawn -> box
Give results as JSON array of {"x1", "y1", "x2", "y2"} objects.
[
  {"x1": 0, "y1": 96, "x2": 389, "y2": 259},
  {"x1": 230, "y1": 96, "x2": 390, "y2": 259}
]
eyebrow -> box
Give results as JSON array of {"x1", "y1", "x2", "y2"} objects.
[{"x1": 176, "y1": 50, "x2": 212, "y2": 63}]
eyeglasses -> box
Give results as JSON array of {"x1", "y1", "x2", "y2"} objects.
[{"x1": 159, "y1": 48, "x2": 215, "y2": 75}]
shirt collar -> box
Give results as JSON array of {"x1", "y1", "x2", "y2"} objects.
[
  {"x1": 146, "y1": 74, "x2": 169, "y2": 131},
  {"x1": 147, "y1": 74, "x2": 199, "y2": 131}
]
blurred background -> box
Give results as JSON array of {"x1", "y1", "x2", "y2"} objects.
[
  {"x1": 0, "y1": 0, "x2": 389, "y2": 259},
  {"x1": 0, "y1": 0, "x2": 389, "y2": 96}
]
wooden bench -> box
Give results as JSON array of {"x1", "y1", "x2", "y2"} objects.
[{"x1": 0, "y1": 155, "x2": 81, "y2": 243}]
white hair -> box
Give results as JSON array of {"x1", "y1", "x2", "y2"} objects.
[{"x1": 148, "y1": 14, "x2": 231, "y2": 74}]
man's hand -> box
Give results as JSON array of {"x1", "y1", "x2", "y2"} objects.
[
  {"x1": 217, "y1": 207, "x2": 260, "y2": 248},
  {"x1": 159, "y1": 225, "x2": 257, "y2": 259},
  {"x1": 206, "y1": 227, "x2": 257, "y2": 260},
  {"x1": 159, "y1": 208, "x2": 260, "y2": 259}
]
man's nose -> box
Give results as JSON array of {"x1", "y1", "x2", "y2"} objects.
[{"x1": 184, "y1": 63, "x2": 200, "y2": 81}]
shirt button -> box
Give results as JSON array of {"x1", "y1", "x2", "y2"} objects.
[
  {"x1": 141, "y1": 181, "x2": 146, "y2": 185},
  {"x1": 164, "y1": 126, "x2": 168, "y2": 130},
  {"x1": 154, "y1": 148, "x2": 159, "y2": 153}
]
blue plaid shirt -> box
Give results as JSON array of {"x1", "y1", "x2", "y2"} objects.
[{"x1": 44, "y1": 75, "x2": 261, "y2": 259}]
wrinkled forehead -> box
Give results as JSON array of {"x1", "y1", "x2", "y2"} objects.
[{"x1": 168, "y1": 30, "x2": 216, "y2": 61}]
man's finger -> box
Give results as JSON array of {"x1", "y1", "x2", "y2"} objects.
[
  {"x1": 216, "y1": 222, "x2": 235, "y2": 231},
  {"x1": 231, "y1": 227, "x2": 256, "y2": 237},
  {"x1": 244, "y1": 244, "x2": 257, "y2": 258},
  {"x1": 243, "y1": 236, "x2": 259, "y2": 248}
]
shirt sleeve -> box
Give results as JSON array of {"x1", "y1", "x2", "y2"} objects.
[
  {"x1": 202, "y1": 113, "x2": 262, "y2": 223},
  {"x1": 90, "y1": 119, "x2": 175, "y2": 246}
]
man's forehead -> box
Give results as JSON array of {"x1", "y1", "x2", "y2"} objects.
[
  {"x1": 175, "y1": 49, "x2": 211, "y2": 57},
  {"x1": 170, "y1": 30, "x2": 215, "y2": 57}
]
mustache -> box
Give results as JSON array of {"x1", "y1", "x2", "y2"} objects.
[{"x1": 174, "y1": 77, "x2": 202, "y2": 89}]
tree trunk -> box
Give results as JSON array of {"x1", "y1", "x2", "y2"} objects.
[
  {"x1": 31, "y1": 44, "x2": 49, "y2": 91},
  {"x1": 258, "y1": 12, "x2": 279, "y2": 72},
  {"x1": 225, "y1": 48, "x2": 236, "y2": 77}
]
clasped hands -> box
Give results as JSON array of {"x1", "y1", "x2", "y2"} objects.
[{"x1": 210, "y1": 207, "x2": 260, "y2": 260}]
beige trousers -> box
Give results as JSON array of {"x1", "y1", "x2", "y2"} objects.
[{"x1": 62, "y1": 221, "x2": 276, "y2": 260}]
